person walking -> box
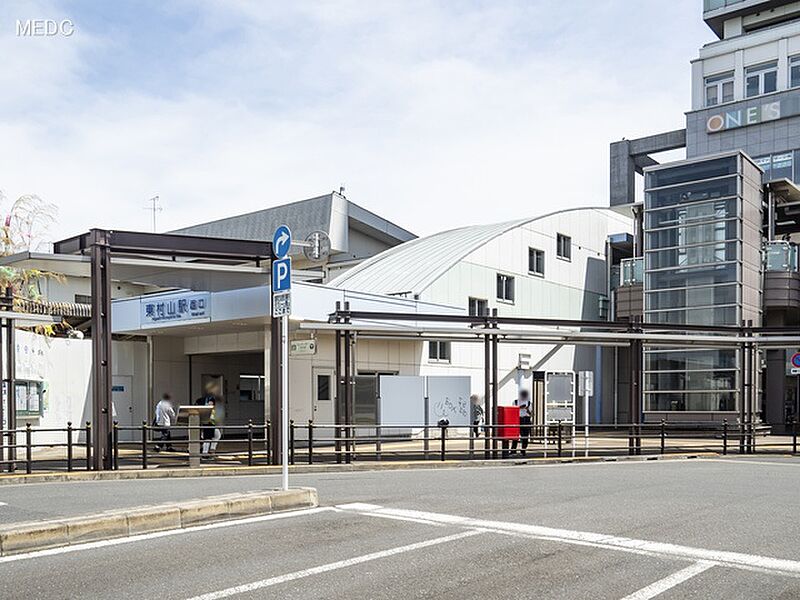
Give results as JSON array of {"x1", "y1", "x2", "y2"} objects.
[
  {"x1": 154, "y1": 393, "x2": 176, "y2": 452},
  {"x1": 470, "y1": 394, "x2": 484, "y2": 438},
  {"x1": 511, "y1": 388, "x2": 532, "y2": 457}
]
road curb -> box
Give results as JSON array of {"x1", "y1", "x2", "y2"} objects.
[
  {"x1": 0, "y1": 453, "x2": 720, "y2": 486},
  {"x1": 0, "y1": 487, "x2": 317, "y2": 556}
]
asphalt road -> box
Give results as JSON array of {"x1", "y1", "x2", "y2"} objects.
[{"x1": 2, "y1": 457, "x2": 800, "y2": 598}]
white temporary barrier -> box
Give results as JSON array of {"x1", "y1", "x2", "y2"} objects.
[
  {"x1": 378, "y1": 375, "x2": 471, "y2": 427},
  {"x1": 378, "y1": 376, "x2": 426, "y2": 426}
]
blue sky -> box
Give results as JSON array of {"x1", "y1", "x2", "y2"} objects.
[{"x1": 0, "y1": 1, "x2": 710, "y2": 241}]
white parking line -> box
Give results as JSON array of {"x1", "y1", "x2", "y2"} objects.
[
  {"x1": 698, "y1": 458, "x2": 800, "y2": 467},
  {"x1": 183, "y1": 529, "x2": 483, "y2": 600},
  {"x1": 338, "y1": 505, "x2": 800, "y2": 578},
  {"x1": 619, "y1": 561, "x2": 715, "y2": 600}
]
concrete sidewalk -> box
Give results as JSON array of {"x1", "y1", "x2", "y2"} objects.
[
  {"x1": 0, "y1": 454, "x2": 710, "y2": 526},
  {"x1": 0, "y1": 487, "x2": 318, "y2": 556},
  {"x1": 0, "y1": 450, "x2": 718, "y2": 488}
]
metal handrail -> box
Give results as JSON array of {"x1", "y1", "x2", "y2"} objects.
[{"x1": 0, "y1": 418, "x2": 787, "y2": 473}]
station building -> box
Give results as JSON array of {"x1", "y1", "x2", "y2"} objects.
[
  {"x1": 0, "y1": 199, "x2": 630, "y2": 437},
  {"x1": 10, "y1": 3, "x2": 800, "y2": 440},
  {"x1": 109, "y1": 206, "x2": 630, "y2": 431},
  {"x1": 610, "y1": 0, "x2": 800, "y2": 429}
]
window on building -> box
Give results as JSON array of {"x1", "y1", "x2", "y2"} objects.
[
  {"x1": 753, "y1": 155, "x2": 772, "y2": 179},
  {"x1": 791, "y1": 56, "x2": 800, "y2": 88},
  {"x1": 772, "y1": 152, "x2": 793, "y2": 179},
  {"x1": 704, "y1": 71, "x2": 734, "y2": 106},
  {"x1": 528, "y1": 248, "x2": 545, "y2": 276},
  {"x1": 753, "y1": 153, "x2": 794, "y2": 181},
  {"x1": 556, "y1": 234, "x2": 571, "y2": 260},
  {"x1": 74, "y1": 294, "x2": 92, "y2": 304},
  {"x1": 496, "y1": 273, "x2": 515, "y2": 302},
  {"x1": 468, "y1": 297, "x2": 488, "y2": 316},
  {"x1": 428, "y1": 340, "x2": 451, "y2": 362},
  {"x1": 745, "y1": 61, "x2": 778, "y2": 98}
]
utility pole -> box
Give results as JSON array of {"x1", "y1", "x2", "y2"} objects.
[{"x1": 144, "y1": 196, "x2": 162, "y2": 232}]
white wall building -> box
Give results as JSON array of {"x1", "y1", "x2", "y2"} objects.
[
  {"x1": 1, "y1": 206, "x2": 631, "y2": 440},
  {"x1": 331, "y1": 207, "x2": 632, "y2": 421},
  {"x1": 108, "y1": 206, "x2": 631, "y2": 429}
]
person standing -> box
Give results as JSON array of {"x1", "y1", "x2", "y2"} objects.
[
  {"x1": 511, "y1": 388, "x2": 532, "y2": 457},
  {"x1": 154, "y1": 393, "x2": 176, "y2": 452},
  {"x1": 196, "y1": 382, "x2": 223, "y2": 457},
  {"x1": 200, "y1": 398, "x2": 222, "y2": 457}
]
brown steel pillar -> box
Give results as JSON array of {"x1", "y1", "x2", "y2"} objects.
[
  {"x1": 269, "y1": 313, "x2": 282, "y2": 465},
  {"x1": 334, "y1": 327, "x2": 342, "y2": 462},
  {"x1": 0, "y1": 316, "x2": 3, "y2": 468},
  {"x1": 5, "y1": 316, "x2": 15, "y2": 472},
  {"x1": 483, "y1": 333, "x2": 491, "y2": 458},
  {"x1": 629, "y1": 337, "x2": 642, "y2": 456},
  {"x1": 343, "y1": 330, "x2": 352, "y2": 463},
  {"x1": 90, "y1": 230, "x2": 113, "y2": 470},
  {"x1": 491, "y1": 332, "x2": 499, "y2": 458}
]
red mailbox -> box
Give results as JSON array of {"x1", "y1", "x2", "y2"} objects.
[{"x1": 497, "y1": 405, "x2": 520, "y2": 440}]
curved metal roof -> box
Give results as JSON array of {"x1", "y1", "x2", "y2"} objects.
[{"x1": 329, "y1": 206, "x2": 627, "y2": 296}]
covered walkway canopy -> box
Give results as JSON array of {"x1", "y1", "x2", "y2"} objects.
[
  {"x1": 42, "y1": 229, "x2": 275, "y2": 470},
  {"x1": 315, "y1": 306, "x2": 800, "y2": 458}
]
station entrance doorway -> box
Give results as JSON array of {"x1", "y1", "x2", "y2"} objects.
[{"x1": 188, "y1": 352, "x2": 265, "y2": 428}]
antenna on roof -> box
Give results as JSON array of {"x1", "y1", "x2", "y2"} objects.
[
  {"x1": 144, "y1": 195, "x2": 162, "y2": 232},
  {"x1": 338, "y1": 185, "x2": 346, "y2": 198}
]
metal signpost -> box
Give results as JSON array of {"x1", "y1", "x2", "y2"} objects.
[
  {"x1": 791, "y1": 352, "x2": 800, "y2": 424},
  {"x1": 579, "y1": 371, "x2": 594, "y2": 457},
  {"x1": 272, "y1": 225, "x2": 292, "y2": 491}
]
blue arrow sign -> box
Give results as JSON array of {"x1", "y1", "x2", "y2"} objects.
[
  {"x1": 273, "y1": 225, "x2": 292, "y2": 259},
  {"x1": 272, "y1": 258, "x2": 291, "y2": 293}
]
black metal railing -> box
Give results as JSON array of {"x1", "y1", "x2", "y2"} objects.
[
  {"x1": 0, "y1": 422, "x2": 92, "y2": 474},
  {"x1": 112, "y1": 421, "x2": 272, "y2": 471},
  {"x1": 0, "y1": 418, "x2": 792, "y2": 473},
  {"x1": 282, "y1": 419, "x2": 773, "y2": 464}
]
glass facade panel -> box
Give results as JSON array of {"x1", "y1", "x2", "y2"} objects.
[
  {"x1": 645, "y1": 219, "x2": 738, "y2": 250},
  {"x1": 645, "y1": 176, "x2": 737, "y2": 209},
  {"x1": 646, "y1": 241, "x2": 737, "y2": 270},
  {"x1": 645, "y1": 157, "x2": 737, "y2": 189},
  {"x1": 772, "y1": 152, "x2": 792, "y2": 179},
  {"x1": 645, "y1": 349, "x2": 738, "y2": 371},
  {"x1": 645, "y1": 262, "x2": 738, "y2": 289},
  {"x1": 764, "y1": 241, "x2": 794, "y2": 272},
  {"x1": 646, "y1": 305, "x2": 738, "y2": 325},
  {"x1": 644, "y1": 392, "x2": 736, "y2": 412},
  {"x1": 645, "y1": 198, "x2": 737, "y2": 229},
  {"x1": 643, "y1": 157, "x2": 745, "y2": 413},
  {"x1": 621, "y1": 257, "x2": 644, "y2": 284},
  {"x1": 645, "y1": 370, "x2": 737, "y2": 392},
  {"x1": 645, "y1": 284, "x2": 737, "y2": 310},
  {"x1": 753, "y1": 152, "x2": 793, "y2": 182}
]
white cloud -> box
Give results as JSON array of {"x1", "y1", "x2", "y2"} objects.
[{"x1": 0, "y1": 0, "x2": 709, "y2": 241}]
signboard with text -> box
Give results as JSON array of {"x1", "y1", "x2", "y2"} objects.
[
  {"x1": 272, "y1": 225, "x2": 292, "y2": 318},
  {"x1": 141, "y1": 292, "x2": 210, "y2": 325}
]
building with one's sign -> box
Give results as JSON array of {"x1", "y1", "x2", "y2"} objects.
[{"x1": 610, "y1": 0, "x2": 800, "y2": 429}]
